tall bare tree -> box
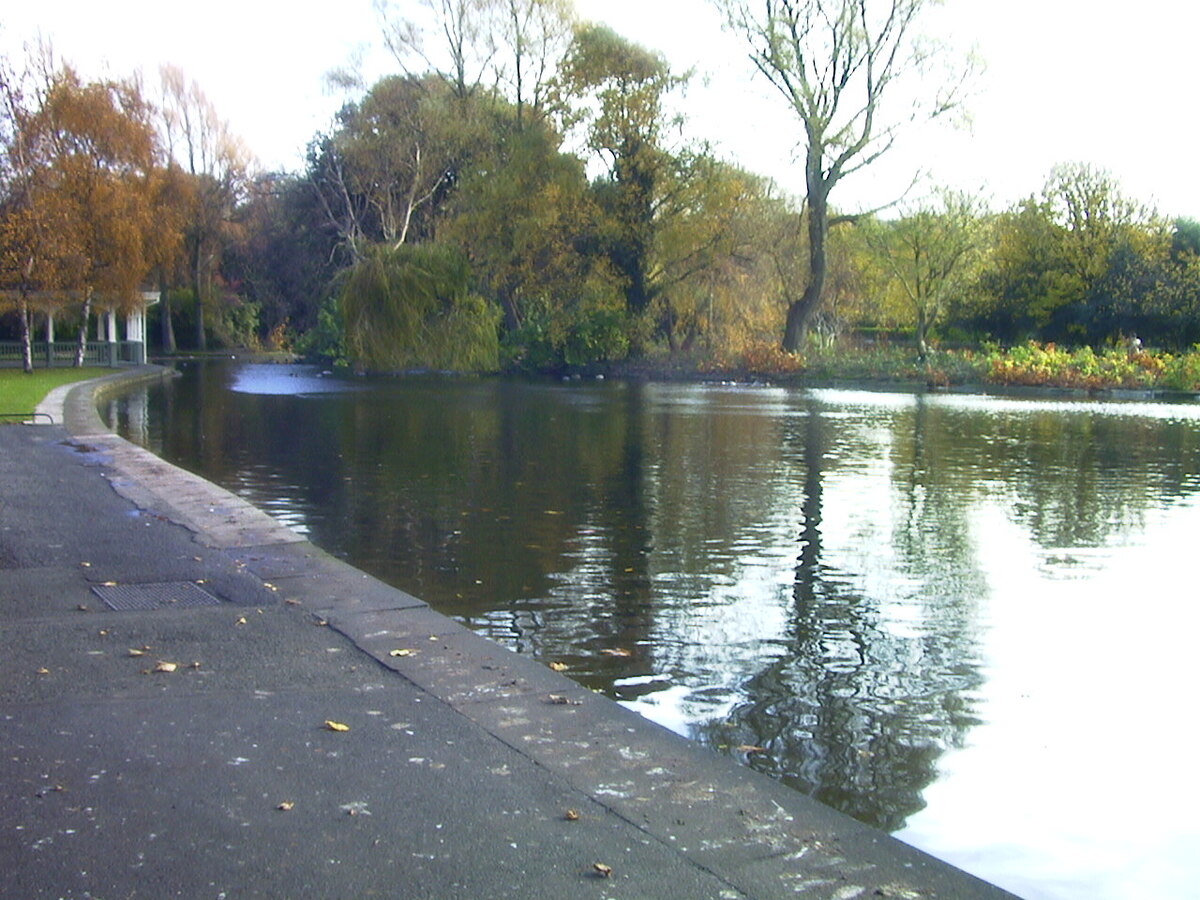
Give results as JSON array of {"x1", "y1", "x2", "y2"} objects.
[
  {"x1": 376, "y1": 0, "x2": 498, "y2": 100},
  {"x1": 159, "y1": 65, "x2": 252, "y2": 350},
  {"x1": 717, "y1": 0, "x2": 973, "y2": 351},
  {"x1": 496, "y1": 0, "x2": 574, "y2": 128}
]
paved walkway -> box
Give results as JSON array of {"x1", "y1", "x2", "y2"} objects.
[{"x1": 0, "y1": 369, "x2": 1016, "y2": 899}]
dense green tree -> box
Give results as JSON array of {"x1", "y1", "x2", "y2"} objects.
[
  {"x1": 558, "y1": 24, "x2": 684, "y2": 321},
  {"x1": 444, "y1": 113, "x2": 603, "y2": 332},
  {"x1": 221, "y1": 171, "x2": 342, "y2": 345},
  {"x1": 974, "y1": 165, "x2": 1176, "y2": 345}
]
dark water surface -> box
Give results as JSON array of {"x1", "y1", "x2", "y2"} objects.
[{"x1": 107, "y1": 362, "x2": 1200, "y2": 899}]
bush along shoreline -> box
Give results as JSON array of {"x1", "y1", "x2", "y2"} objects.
[{"x1": 588, "y1": 341, "x2": 1200, "y2": 397}]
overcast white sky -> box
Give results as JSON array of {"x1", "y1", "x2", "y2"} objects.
[{"x1": 5, "y1": 0, "x2": 1199, "y2": 218}]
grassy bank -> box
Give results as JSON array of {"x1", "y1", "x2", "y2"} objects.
[{"x1": 0, "y1": 368, "x2": 108, "y2": 421}]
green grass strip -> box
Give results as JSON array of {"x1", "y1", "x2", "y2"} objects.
[{"x1": 0, "y1": 368, "x2": 109, "y2": 423}]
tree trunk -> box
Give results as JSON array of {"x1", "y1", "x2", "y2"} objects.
[
  {"x1": 782, "y1": 187, "x2": 829, "y2": 353},
  {"x1": 18, "y1": 295, "x2": 33, "y2": 374},
  {"x1": 192, "y1": 239, "x2": 207, "y2": 351},
  {"x1": 74, "y1": 289, "x2": 92, "y2": 367},
  {"x1": 160, "y1": 272, "x2": 177, "y2": 353}
]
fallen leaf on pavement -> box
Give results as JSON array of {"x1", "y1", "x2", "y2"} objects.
[
  {"x1": 593, "y1": 863, "x2": 613, "y2": 878},
  {"x1": 324, "y1": 720, "x2": 350, "y2": 732},
  {"x1": 152, "y1": 661, "x2": 178, "y2": 673},
  {"x1": 235, "y1": 616, "x2": 247, "y2": 625},
  {"x1": 36, "y1": 667, "x2": 50, "y2": 675},
  {"x1": 564, "y1": 809, "x2": 580, "y2": 821},
  {"x1": 389, "y1": 649, "x2": 415, "y2": 658},
  {"x1": 549, "y1": 662, "x2": 568, "y2": 672},
  {"x1": 277, "y1": 801, "x2": 295, "y2": 811}
]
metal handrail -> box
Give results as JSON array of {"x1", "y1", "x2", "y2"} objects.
[{"x1": 0, "y1": 411, "x2": 55, "y2": 424}]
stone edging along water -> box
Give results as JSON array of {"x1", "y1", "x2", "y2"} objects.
[{"x1": 46, "y1": 365, "x2": 1014, "y2": 900}]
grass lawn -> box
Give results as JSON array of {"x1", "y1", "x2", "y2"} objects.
[{"x1": 0, "y1": 368, "x2": 108, "y2": 422}]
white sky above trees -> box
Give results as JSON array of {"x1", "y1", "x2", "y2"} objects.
[{"x1": 5, "y1": 0, "x2": 1199, "y2": 219}]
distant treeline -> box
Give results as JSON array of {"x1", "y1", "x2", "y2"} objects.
[{"x1": 3, "y1": 2, "x2": 1198, "y2": 375}]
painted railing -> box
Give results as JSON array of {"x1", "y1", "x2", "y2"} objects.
[{"x1": 0, "y1": 340, "x2": 145, "y2": 368}]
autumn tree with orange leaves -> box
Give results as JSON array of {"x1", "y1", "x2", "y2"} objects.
[{"x1": 1, "y1": 48, "x2": 179, "y2": 366}]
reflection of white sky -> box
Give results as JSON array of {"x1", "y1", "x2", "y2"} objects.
[{"x1": 898, "y1": 498, "x2": 1200, "y2": 900}]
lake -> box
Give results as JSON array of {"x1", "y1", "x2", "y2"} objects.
[{"x1": 106, "y1": 362, "x2": 1200, "y2": 899}]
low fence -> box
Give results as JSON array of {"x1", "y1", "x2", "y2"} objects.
[{"x1": 0, "y1": 340, "x2": 145, "y2": 368}]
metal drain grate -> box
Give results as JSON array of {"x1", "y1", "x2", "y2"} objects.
[{"x1": 92, "y1": 581, "x2": 222, "y2": 611}]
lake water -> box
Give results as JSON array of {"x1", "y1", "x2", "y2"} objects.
[{"x1": 106, "y1": 362, "x2": 1200, "y2": 899}]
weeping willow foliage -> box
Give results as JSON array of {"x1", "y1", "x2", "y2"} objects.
[{"x1": 340, "y1": 243, "x2": 500, "y2": 372}]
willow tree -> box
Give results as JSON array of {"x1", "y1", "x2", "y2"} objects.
[
  {"x1": 340, "y1": 242, "x2": 500, "y2": 372},
  {"x1": 717, "y1": 0, "x2": 972, "y2": 351}
]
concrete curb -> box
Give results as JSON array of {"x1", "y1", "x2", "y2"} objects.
[{"x1": 52, "y1": 367, "x2": 1017, "y2": 899}]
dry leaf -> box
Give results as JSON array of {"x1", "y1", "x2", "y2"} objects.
[
  {"x1": 564, "y1": 809, "x2": 580, "y2": 821},
  {"x1": 549, "y1": 662, "x2": 568, "y2": 672},
  {"x1": 81, "y1": 562, "x2": 91, "y2": 568},
  {"x1": 76, "y1": 604, "x2": 89, "y2": 612},
  {"x1": 277, "y1": 801, "x2": 295, "y2": 811},
  {"x1": 601, "y1": 648, "x2": 632, "y2": 657},
  {"x1": 389, "y1": 649, "x2": 415, "y2": 658},
  {"x1": 593, "y1": 862, "x2": 613, "y2": 878},
  {"x1": 128, "y1": 648, "x2": 146, "y2": 657},
  {"x1": 152, "y1": 661, "x2": 178, "y2": 673},
  {"x1": 324, "y1": 720, "x2": 350, "y2": 732},
  {"x1": 36, "y1": 667, "x2": 51, "y2": 675},
  {"x1": 737, "y1": 744, "x2": 767, "y2": 754},
  {"x1": 235, "y1": 616, "x2": 248, "y2": 625}
]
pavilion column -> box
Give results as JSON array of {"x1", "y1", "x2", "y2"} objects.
[
  {"x1": 45, "y1": 312, "x2": 55, "y2": 367},
  {"x1": 106, "y1": 309, "x2": 118, "y2": 366}
]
